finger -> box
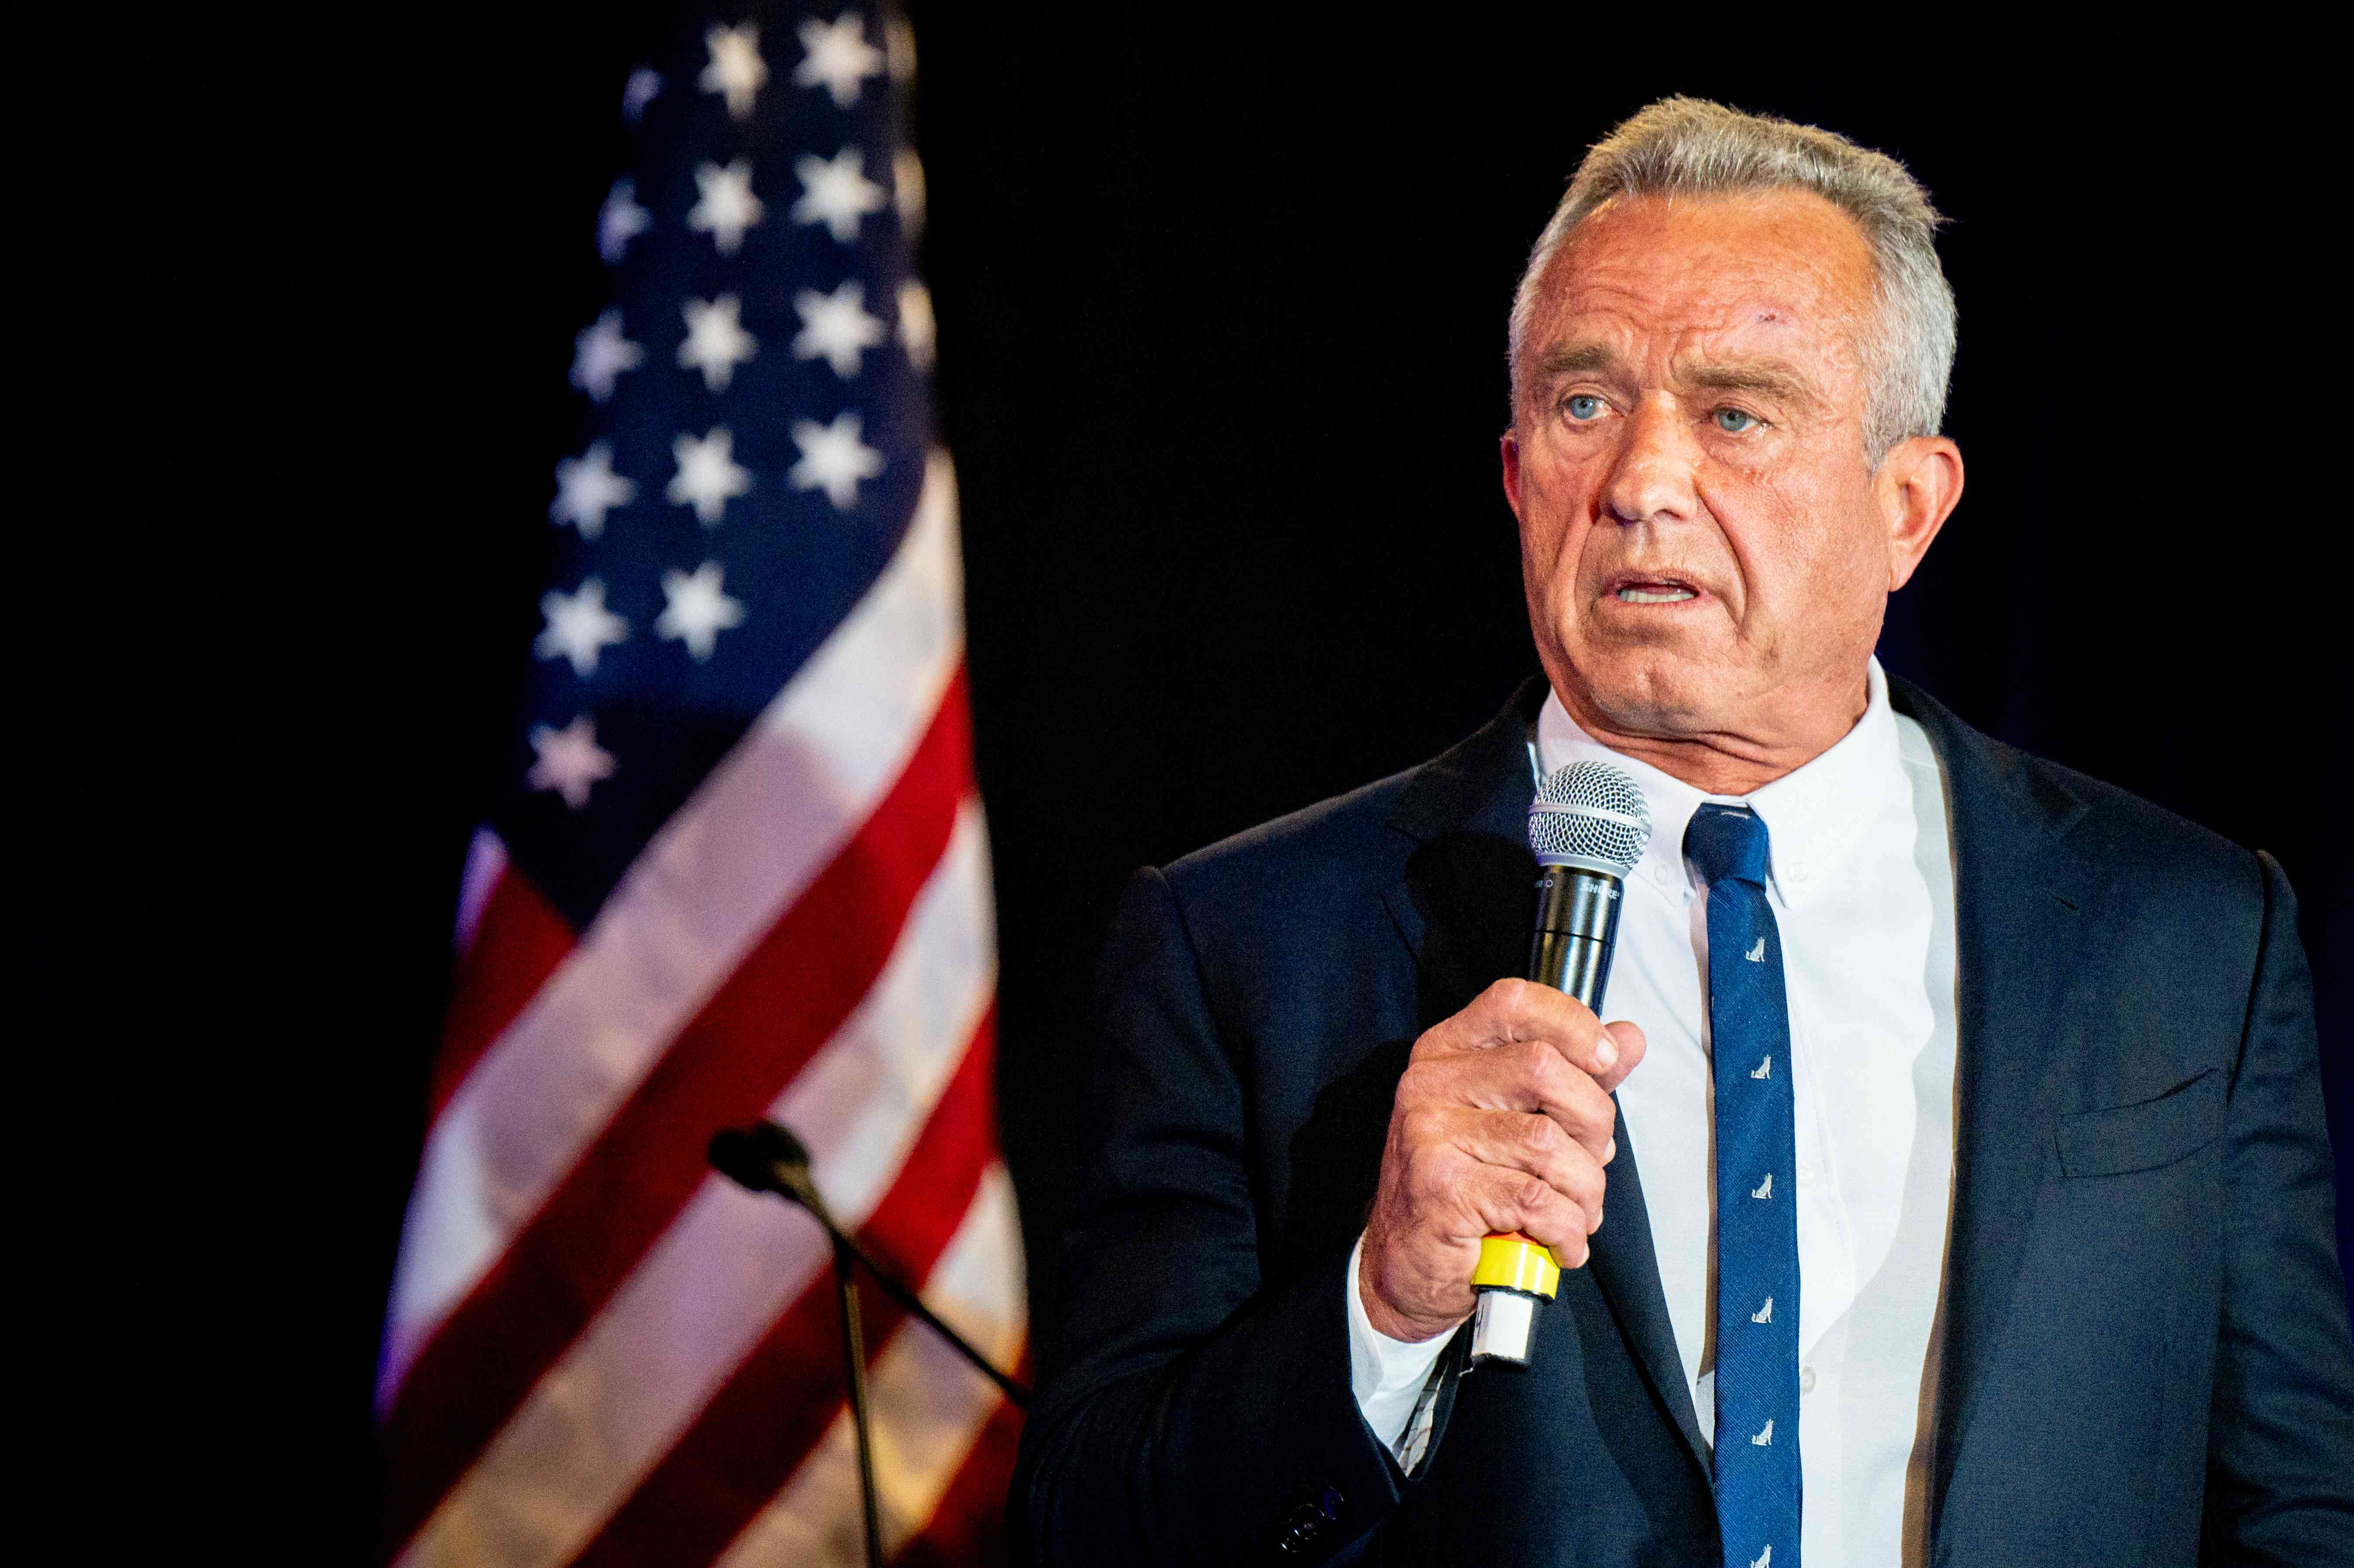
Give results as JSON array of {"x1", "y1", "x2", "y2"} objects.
[
  {"x1": 1485, "y1": 978, "x2": 1621, "y2": 1079},
  {"x1": 1417, "y1": 979, "x2": 1617, "y2": 1085},
  {"x1": 1462, "y1": 1166, "x2": 1591, "y2": 1267},
  {"x1": 1591, "y1": 1019, "x2": 1647, "y2": 1096},
  {"x1": 1415, "y1": 1039, "x2": 1619, "y2": 1159},
  {"x1": 1417, "y1": 978, "x2": 1562, "y2": 1052},
  {"x1": 1443, "y1": 1107, "x2": 1607, "y2": 1221}
]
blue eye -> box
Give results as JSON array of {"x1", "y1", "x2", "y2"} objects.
[
  {"x1": 1714, "y1": 407, "x2": 1759, "y2": 433},
  {"x1": 1565, "y1": 395, "x2": 1605, "y2": 421}
]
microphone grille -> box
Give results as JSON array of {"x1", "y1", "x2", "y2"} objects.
[{"x1": 1528, "y1": 760, "x2": 1652, "y2": 875}]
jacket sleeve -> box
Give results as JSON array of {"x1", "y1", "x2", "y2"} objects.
[
  {"x1": 2200, "y1": 852, "x2": 2354, "y2": 1561},
  {"x1": 1010, "y1": 867, "x2": 1414, "y2": 1566}
]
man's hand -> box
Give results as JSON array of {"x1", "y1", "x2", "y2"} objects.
[{"x1": 1358, "y1": 978, "x2": 1646, "y2": 1343}]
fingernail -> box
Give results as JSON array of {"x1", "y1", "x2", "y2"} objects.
[
  {"x1": 1595, "y1": 1037, "x2": 1618, "y2": 1069},
  {"x1": 1603, "y1": 1138, "x2": 1617, "y2": 1164}
]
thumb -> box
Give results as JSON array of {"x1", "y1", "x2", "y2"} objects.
[{"x1": 1593, "y1": 1018, "x2": 1646, "y2": 1094}]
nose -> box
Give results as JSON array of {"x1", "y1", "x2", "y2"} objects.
[{"x1": 1600, "y1": 396, "x2": 1700, "y2": 529}]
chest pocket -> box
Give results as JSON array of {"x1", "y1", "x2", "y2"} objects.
[{"x1": 2056, "y1": 1067, "x2": 2225, "y2": 1177}]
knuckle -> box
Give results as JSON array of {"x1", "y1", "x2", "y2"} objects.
[
  {"x1": 1485, "y1": 976, "x2": 1531, "y2": 1008},
  {"x1": 1523, "y1": 1041, "x2": 1569, "y2": 1093},
  {"x1": 1566, "y1": 1079, "x2": 1613, "y2": 1134},
  {"x1": 1538, "y1": 1197, "x2": 1584, "y2": 1242},
  {"x1": 1490, "y1": 977, "x2": 1539, "y2": 1031}
]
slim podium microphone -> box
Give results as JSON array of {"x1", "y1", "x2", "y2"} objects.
[
  {"x1": 708, "y1": 1122, "x2": 1030, "y2": 1407},
  {"x1": 711, "y1": 1121, "x2": 1032, "y2": 1568},
  {"x1": 1469, "y1": 759, "x2": 1652, "y2": 1368}
]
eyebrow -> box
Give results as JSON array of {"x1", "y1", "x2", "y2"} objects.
[
  {"x1": 1533, "y1": 343, "x2": 1621, "y2": 381},
  {"x1": 1679, "y1": 358, "x2": 1821, "y2": 409},
  {"x1": 1531, "y1": 342, "x2": 1823, "y2": 411}
]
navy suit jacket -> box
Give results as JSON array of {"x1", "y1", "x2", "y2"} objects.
[{"x1": 1011, "y1": 677, "x2": 2354, "y2": 1565}]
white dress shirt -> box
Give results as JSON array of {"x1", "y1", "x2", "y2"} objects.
[{"x1": 1348, "y1": 657, "x2": 1961, "y2": 1568}]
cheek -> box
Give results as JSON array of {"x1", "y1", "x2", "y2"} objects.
[
  {"x1": 1519, "y1": 450, "x2": 1597, "y2": 582},
  {"x1": 1716, "y1": 470, "x2": 1882, "y2": 618}
]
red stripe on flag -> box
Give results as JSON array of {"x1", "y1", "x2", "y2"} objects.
[
  {"x1": 428, "y1": 863, "x2": 577, "y2": 1124},
  {"x1": 381, "y1": 669, "x2": 974, "y2": 1558},
  {"x1": 571, "y1": 1007, "x2": 1000, "y2": 1568},
  {"x1": 893, "y1": 1363, "x2": 1029, "y2": 1568}
]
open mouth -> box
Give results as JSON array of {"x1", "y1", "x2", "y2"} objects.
[{"x1": 1613, "y1": 579, "x2": 1698, "y2": 605}]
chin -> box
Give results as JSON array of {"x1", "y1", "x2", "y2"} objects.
[{"x1": 1563, "y1": 643, "x2": 1736, "y2": 737}]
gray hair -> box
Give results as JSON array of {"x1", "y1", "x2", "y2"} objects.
[{"x1": 1508, "y1": 97, "x2": 1956, "y2": 464}]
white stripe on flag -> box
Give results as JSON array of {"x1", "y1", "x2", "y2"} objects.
[
  {"x1": 714, "y1": 1164, "x2": 1027, "y2": 1568},
  {"x1": 396, "y1": 801, "x2": 996, "y2": 1568},
  {"x1": 382, "y1": 456, "x2": 964, "y2": 1411}
]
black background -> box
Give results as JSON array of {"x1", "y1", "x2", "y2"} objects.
[{"x1": 298, "y1": 10, "x2": 2351, "y2": 1554}]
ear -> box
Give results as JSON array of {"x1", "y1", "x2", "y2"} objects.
[
  {"x1": 1501, "y1": 429, "x2": 1525, "y2": 521},
  {"x1": 1876, "y1": 435, "x2": 1964, "y2": 591}
]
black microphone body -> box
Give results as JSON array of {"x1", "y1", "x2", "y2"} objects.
[{"x1": 1529, "y1": 862, "x2": 1624, "y2": 1013}]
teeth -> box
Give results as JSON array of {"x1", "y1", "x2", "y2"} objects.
[{"x1": 1617, "y1": 586, "x2": 1696, "y2": 604}]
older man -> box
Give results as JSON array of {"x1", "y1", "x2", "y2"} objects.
[{"x1": 1011, "y1": 99, "x2": 2354, "y2": 1566}]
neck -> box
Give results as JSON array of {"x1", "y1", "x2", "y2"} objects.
[{"x1": 1550, "y1": 671, "x2": 1870, "y2": 797}]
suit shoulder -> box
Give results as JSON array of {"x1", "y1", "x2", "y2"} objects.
[
  {"x1": 1978, "y1": 731, "x2": 2266, "y2": 912},
  {"x1": 1896, "y1": 674, "x2": 2267, "y2": 908}
]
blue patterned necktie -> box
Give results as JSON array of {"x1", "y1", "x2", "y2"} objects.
[{"x1": 1686, "y1": 803, "x2": 1802, "y2": 1568}]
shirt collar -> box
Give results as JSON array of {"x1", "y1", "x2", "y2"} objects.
[{"x1": 1534, "y1": 657, "x2": 1906, "y2": 908}]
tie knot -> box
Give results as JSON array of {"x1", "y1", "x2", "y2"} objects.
[{"x1": 1684, "y1": 803, "x2": 1772, "y2": 888}]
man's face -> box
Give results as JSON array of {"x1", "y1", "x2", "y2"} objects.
[{"x1": 1504, "y1": 189, "x2": 1953, "y2": 762}]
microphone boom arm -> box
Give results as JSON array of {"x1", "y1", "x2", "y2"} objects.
[{"x1": 709, "y1": 1124, "x2": 1031, "y2": 1407}]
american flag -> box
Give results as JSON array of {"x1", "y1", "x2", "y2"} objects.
[{"x1": 376, "y1": 9, "x2": 1023, "y2": 1565}]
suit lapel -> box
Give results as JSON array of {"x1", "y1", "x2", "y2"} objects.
[
  {"x1": 1888, "y1": 678, "x2": 2106, "y2": 1554},
  {"x1": 1383, "y1": 678, "x2": 1711, "y2": 1481},
  {"x1": 1586, "y1": 1108, "x2": 1712, "y2": 1471}
]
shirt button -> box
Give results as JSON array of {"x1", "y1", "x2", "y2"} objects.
[
  {"x1": 1800, "y1": 1366, "x2": 1817, "y2": 1395},
  {"x1": 1796, "y1": 1161, "x2": 1817, "y2": 1184}
]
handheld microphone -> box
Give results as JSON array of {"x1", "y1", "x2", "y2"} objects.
[{"x1": 1470, "y1": 759, "x2": 1652, "y2": 1368}]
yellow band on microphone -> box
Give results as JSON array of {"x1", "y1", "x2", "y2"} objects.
[{"x1": 1471, "y1": 1233, "x2": 1561, "y2": 1299}]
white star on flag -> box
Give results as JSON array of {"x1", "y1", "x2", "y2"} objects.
[
  {"x1": 599, "y1": 179, "x2": 651, "y2": 265},
  {"x1": 898, "y1": 281, "x2": 936, "y2": 371},
  {"x1": 679, "y1": 294, "x2": 758, "y2": 392},
  {"x1": 792, "y1": 280, "x2": 885, "y2": 378},
  {"x1": 656, "y1": 560, "x2": 747, "y2": 660},
  {"x1": 551, "y1": 442, "x2": 637, "y2": 538},
  {"x1": 793, "y1": 14, "x2": 884, "y2": 108},
  {"x1": 527, "y1": 714, "x2": 615, "y2": 810},
  {"x1": 789, "y1": 412, "x2": 884, "y2": 510},
  {"x1": 621, "y1": 67, "x2": 662, "y2": 123},
  {"x1": 535, "y1": 578, "x2": 630, "y2": 677},
  {"x1": 571, "y1": 308, "x2": 644, "y2": 402},
  {"x1": 700, "y1": 23, "x2": 767, "y2": 120},
  {"x1": 668, "y1": 427, "x2": 753, "y2": 524},
  {"x1": 791, "y1": 148, "x2": 886, "y2": 243},
  {"x1": 688, "y1": 159, "x2": 764, "y2": 255}
]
